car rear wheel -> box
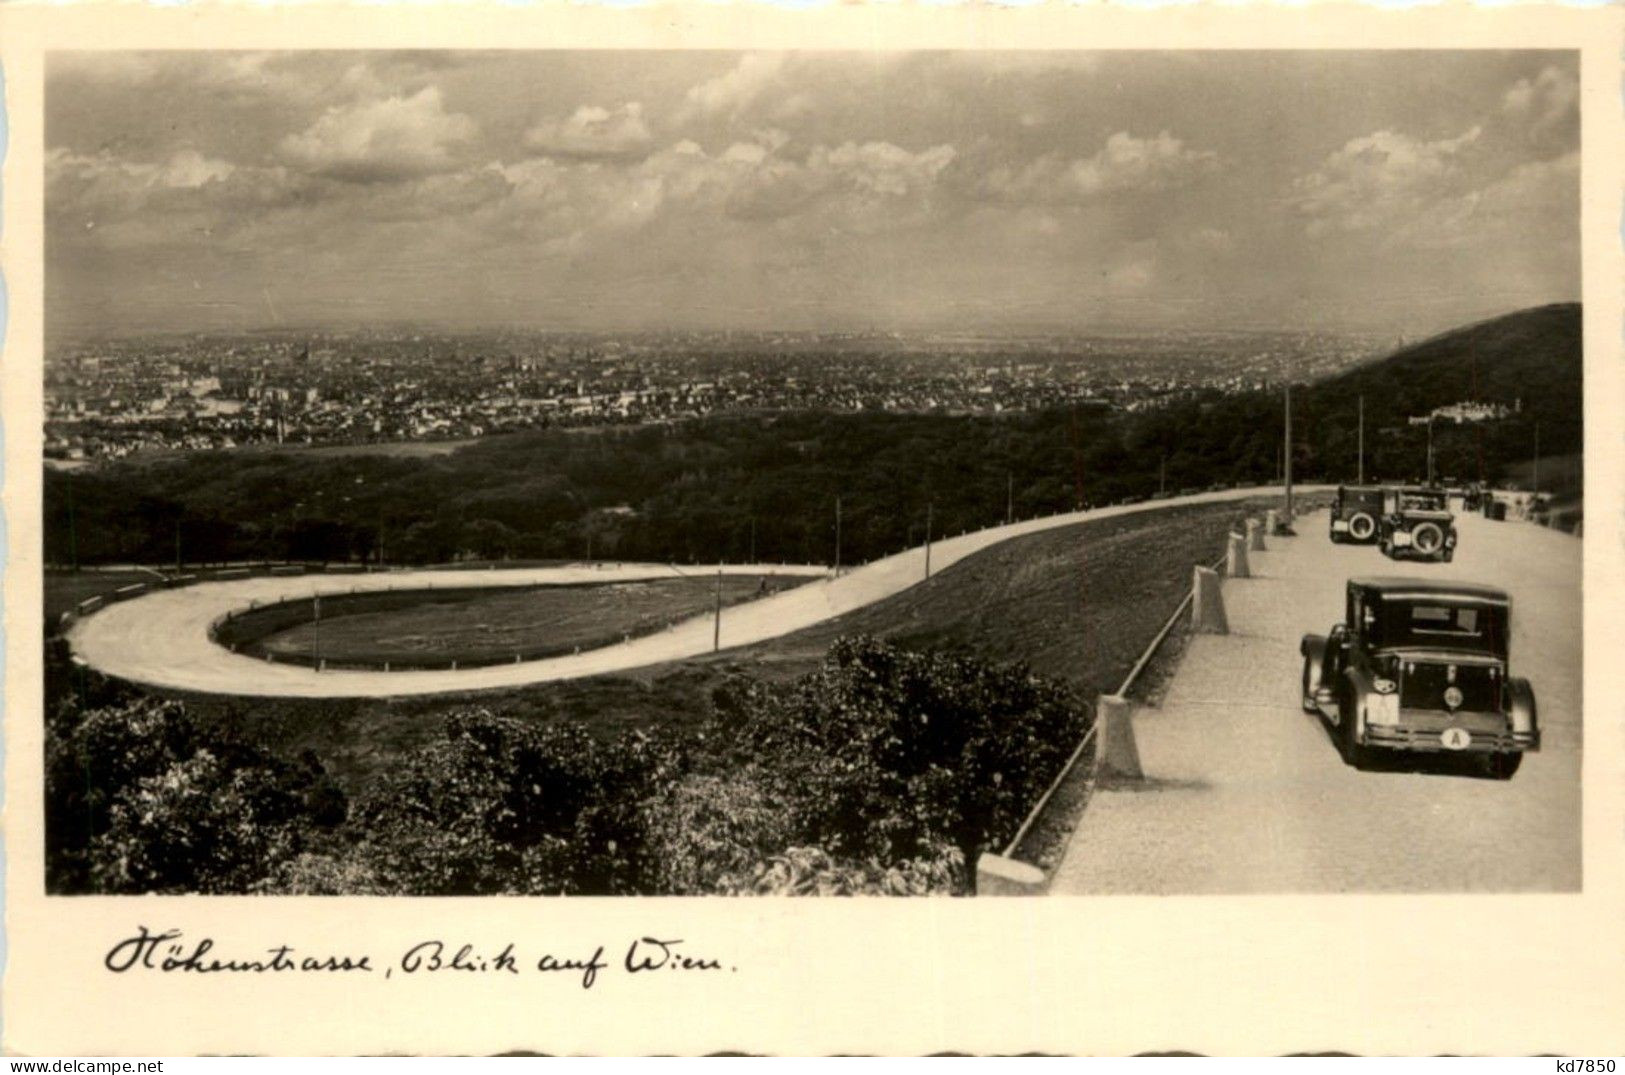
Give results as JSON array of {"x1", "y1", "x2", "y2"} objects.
[
  {"x1": 1412, "y1": 522, "x2": 1445, "y2": 556},
  {"x1": 1347, "y1": 512, "x2": 1376, "y2": 542}
]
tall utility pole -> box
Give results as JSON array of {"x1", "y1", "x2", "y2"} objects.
[
  {"x1": 1006, "y1": 472, "x2": 1014, "y2": 526},
  {"x1": 66, "y1": 478, "x2": 78, "y2": 571},
  {"x1": 1283, "y1": 383, "x2": 1294, "y2": 520},
  {"x1": 312, "y1": 594, "x2": 321, "y2": 671},
  {"x1": 713, "y1": 569, "x2": 723, "y2": 653},
  {"x1": 1426, "y1": 417, "x2": 1435, "y2": 486},
  {"x1": 1533, "y1": 421, "x2": 1541, "y2": 496},
  {"x1": 924, "y1": 502, "x2": 934, "y2": 580},
  {"x1": 834, "y1": 496, "x2": 842, "y2": 575},
  {"x1": 1357, "y1": 395, "x2": 1365, "y2": 485}
]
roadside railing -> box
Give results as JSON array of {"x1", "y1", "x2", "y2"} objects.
[{"x1": 995, "y1": 548, "x2": 1230, "y2": 866}]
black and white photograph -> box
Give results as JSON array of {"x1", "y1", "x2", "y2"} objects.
[{"x1": 37, "y1": 46, "x2": 1585, "y2": 902}]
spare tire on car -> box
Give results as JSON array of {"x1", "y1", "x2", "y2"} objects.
[{"x1": 1412, "y1": 521, "x2": 1444, "y2": 555}]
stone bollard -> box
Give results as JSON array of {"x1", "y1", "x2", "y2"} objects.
[
  {"x1": 976, "y1": 852, "x2": 1046, "y2": 896},
  {"x1": 1192, "y1": 565, "x2": 1228, "y2": 634},
  {"x1": 1246, "y1": 518, "x2": 1266, "y2": 552},
  {"x1": 1266, "y1": 509, "x2": 1279, "y2": 535},
  {"x1": 1095, "y1": 693, "x2": 1143, "y2": 783},
  {"x1": 1226, "y1": 532, "x2": 1250, "y2": 579}
]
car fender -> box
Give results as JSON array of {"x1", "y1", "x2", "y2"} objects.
[
  {"x1": 1301, "y1": 633, "x2": 1328, "y2": 697},
  {"x1": 1508, "y1": 677, "x2": 1537, "y2": 737},
  {"x1": 1340, "y1": 666, "x2": 1372, "y2": 737}
]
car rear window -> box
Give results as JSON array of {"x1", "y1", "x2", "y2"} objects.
[
  {"x1": 1375, "y1": 600, "x2": 1505, "y2": 653},
  {"x1": 1410, "y1": 605, "x2": 1479, "y2": 635}
]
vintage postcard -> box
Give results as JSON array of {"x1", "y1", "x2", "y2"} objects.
[{"x1": 2, "y1": 3, "x2": 1622, "y2": 1057}]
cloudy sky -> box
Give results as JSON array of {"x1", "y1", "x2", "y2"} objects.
[{"x1": 46, "y1": 50, "x2": 1579, "y2": 338}]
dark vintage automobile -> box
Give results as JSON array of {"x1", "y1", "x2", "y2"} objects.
[
  {"x1": 1328, "y1": 484, "x2": 1386, "y2": 544},
  {"x1": 1300, "y1": 577, "x2": 1537, "y2": 778},
  {"x1": 1379, "y1": 487, "x2": 1456, "y2": 562}
]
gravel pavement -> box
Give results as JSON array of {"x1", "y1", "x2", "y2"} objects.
[
  {"x1": 68, "y1": 485, "x2": 1323, "y2": 699},
  {"x1": 1048, "y1": 508, "x2": 1581, "y2": 894}
]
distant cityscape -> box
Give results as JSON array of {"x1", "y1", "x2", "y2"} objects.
[{"x1": 45, "y1": 328, "x2": 1397, "y2": 464}]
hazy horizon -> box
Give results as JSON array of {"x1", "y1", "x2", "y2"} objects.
[{"x1": 48, "y1": 51, "x2": 1579, "y2": 341}]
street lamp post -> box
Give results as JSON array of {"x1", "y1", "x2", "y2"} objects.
[
  {"x1": 924, "y1": 502, "x2": 934, "y2": 580},
  {"x1": 1283, "y1": 382, "x2": 1294, "y2": 523},
  {"x1": 1357, "y1": 394, "x2": 1364, "y2": 485}
]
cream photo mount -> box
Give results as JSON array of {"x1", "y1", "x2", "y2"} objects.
[{"x1": 2, "y1": 5, "x2": 1622, "y2": 1057}]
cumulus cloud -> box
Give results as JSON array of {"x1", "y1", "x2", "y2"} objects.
[
  {"x1": 523, "y1": 103, "x2": 653, "y2": 161},
  {"x1": 46, "y1": 147, "x2": 313, "y2": 241},
  {"x1": 49, "y1": 148, "x2": 238, "y2": 203},
  {"x1": 489, "y1": 133, "x2": 957, "y2": 250},
  {"x1": 280, "y1": 86, "x2": 477, "y2": 182},
  {"x1": 979, "y1": 131, "x2": 1219, "y2": 203},
  {"x1": 1391, "y1": 151, "x2": 1579, "y2": 250},
  {"x1": 1502, "y1": 65, "x2": 1579, "y2": 156},
  {"x1": 1290, "y1": 126, "x2": 1482, "y2": 235},
  {"x1": 678, "y1": 54, "x2": 786, "y2": 122},
  {"x1": 1504, "y1": 65, "x2": 1577, "y2": 125}
]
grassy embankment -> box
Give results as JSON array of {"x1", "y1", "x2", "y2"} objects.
[
  {"x1": 145, "y1": 496, "x2": 1281, "y2": 797},
  {"x1": 219, "y1": 575, "x2": 808, "y2": 669}
]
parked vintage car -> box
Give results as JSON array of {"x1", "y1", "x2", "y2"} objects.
[
  {"x1": 1300, "y1": 577, "x2": 1537, "y2": 778},
  {"x1": 1328, "y1": 484, "x2": 1386, "y2": 544},
  {"x1": 1379, "y1": 486, "x2": 1456, "y2": 562}
]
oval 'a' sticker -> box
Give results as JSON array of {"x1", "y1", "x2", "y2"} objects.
[{"x1": 1440, "y1": 727, "x2": 1472, "y2": 751}]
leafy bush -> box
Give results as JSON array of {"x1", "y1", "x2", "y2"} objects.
[
  {"x1": 46, "y1": 694, "x2": 345, "y2": 894},
  {"x1": 707, "y1": 636, "x2": 1089, "y2": 890},
  {"x1": 733, "y1": 844, "x2": 963, "y2": 897},
  {"x1": 255, "y1": 851, "x2": 390, "y2": 896},
  {"x1": 350, "y1": 711, "x2": 682, "y2": 895},
  {"x1": 640, "y1": 770, "x2": 797, "y2": 895},
  {"x1": 46, "y1": 635, "x2": 1084, "y2": 896}
]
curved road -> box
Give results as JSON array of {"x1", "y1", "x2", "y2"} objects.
[
  {"x1": 67, "y1": 484, "x2": 1318, "y2": 698},
  {"x1": 1049, "y1": 507, "x2": 1581, "y2": 893}
]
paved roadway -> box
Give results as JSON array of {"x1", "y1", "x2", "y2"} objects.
[
  {"x1": 67, "y1": 485, "x2": 1319, "y2": 699},
  {"x1": 1049, "y1": 508, "x2": 1581, "y2": 893}
]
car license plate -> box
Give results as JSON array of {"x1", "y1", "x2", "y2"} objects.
[
  {"x1": 1440, "y1": 727, "x2": 1472, "y2": 751},
  {"x1": 1393, "y1": 532, "x2": 1413, "y2": 547},
  {"x1": 1331, "y1": 520, "x2": 1348, "y2": 531}
]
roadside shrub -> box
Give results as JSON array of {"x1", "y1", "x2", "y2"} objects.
[
  {"x1": 90, "y1": 749, "x2": 312, "y2": 894},
  {"x1": 352, "y1": 710, "x2": 682, "y2": 895},
  {"x1": 640, "y1": 770, "x2": 797, "y2": 895},
  {"x1": 255, "y1": 851, "x2": 390, "y2": 896},
  {"x1": 46, "y1": 693, "x2": 345, "y2": 894},
  {"x1": 735, "y1": 843, "x2": 964, "y2": 897},
  {"x1": 710, "y1": 636, "x2": 1089, "y2": 889}
]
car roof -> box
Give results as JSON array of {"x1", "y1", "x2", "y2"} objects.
[{"x1": 1349, "y1": 576, "x2": 1508, "y2": 603}]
